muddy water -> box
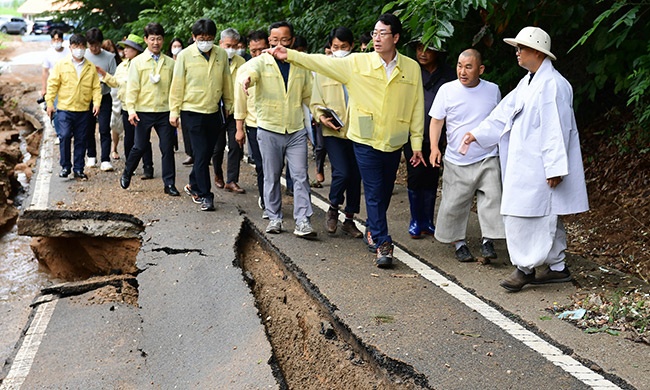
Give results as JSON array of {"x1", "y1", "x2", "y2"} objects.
[
  {"x1": 0, "y1": 226, "x2": 49, "y2": 302},
  {"x1": 0, "y1": 225, "x2": 52, "y2": 364}
]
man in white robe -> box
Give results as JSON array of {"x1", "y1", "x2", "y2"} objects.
[{"x1": 462, "y1": 26, "x2": 589, "y2": 292}]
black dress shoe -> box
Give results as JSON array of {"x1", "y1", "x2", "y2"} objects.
[
  {"x1": 164, "y1": 185, "x2": 180, "y2": 196},
  {"x1": 120, "y1": 171, "x2": 131, "y2": 189},
  {"x1": 141, "y1": 166, "x2": 154, "y2": 180},
  {"x1": 73, "y1": 171, "x2": 88, "y2": 180},
  {"x1": 59, "y1": 168, "x2": 70, "y2": 178}
]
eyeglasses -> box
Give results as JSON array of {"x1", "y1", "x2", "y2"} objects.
[
  {"x1": 268, "y1": 38, "x2": 292, "y2": 45},
  {"x1": 371, "y1": 30, "x2": 393, "y2": 39},
  {"x1": 515, "y1": 45, "x2": 528, "y2": 53}
]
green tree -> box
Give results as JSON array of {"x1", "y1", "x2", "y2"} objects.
[{"x1": 571, "y1": 0, "x2": 650, "y2": 151}]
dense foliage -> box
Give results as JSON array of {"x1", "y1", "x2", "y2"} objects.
[{"x1": 57, "y1": 0, "x2": 649, "y2": 150}]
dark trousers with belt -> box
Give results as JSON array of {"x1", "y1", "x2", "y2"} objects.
[
  {"x1": 122, "y1": 110, "x2": 153, "y2": 170},
  {"x1": 124, "y1": 112, "x2": 175, "y2": 186},
  {"x1": 86, "y1": 93, "x2": 112, "y2": 162},
  {"x1": 353, "y1": 142, "x2": 401, "y2": 247},
  {"x1": 57, "y1": 110, "x2": 90, "y2": 173},
  {"x1": 182, "y1": 110, "x2": 223, "y2": 199},
  {"x1": 212, "y1": 114, "x2": 242, "y2": 183}
]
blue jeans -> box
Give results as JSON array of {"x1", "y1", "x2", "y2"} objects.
[
  {"x1": 323, "y1": 136, "x2": 360, "y2": 214},
  {"x1": 57, "y1": 110, "x2": 91, "y2": 173},
  {"x1": 353, "y1": 142, "x2": 401, "y2": 246}
]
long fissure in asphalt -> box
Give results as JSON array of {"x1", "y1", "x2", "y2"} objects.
[{"x1": 235, "y1": 221, "x2": 430, "y2": 390}]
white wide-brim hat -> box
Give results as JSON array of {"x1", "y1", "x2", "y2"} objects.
[{"x1": 503, "y1": 26, "x2": 556, "y2": 60}]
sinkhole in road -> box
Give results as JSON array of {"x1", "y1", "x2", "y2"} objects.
[
  {"x1": 29, "y1": 236, "x2": 141, "y2": 281},
  {"x1": 235, "y1": 221, "x2": 429, "y2": 390}
]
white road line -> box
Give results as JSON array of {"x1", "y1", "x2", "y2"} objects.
[
  {"x1": 307, "y1": 188, "x2": 621, "y2": 389},
  {"x1": 28, "y1": 111, "x2": 55, "y2": 210},
  {"x1": 0, "y1": 296, "x2": 58, "y2": 390}
]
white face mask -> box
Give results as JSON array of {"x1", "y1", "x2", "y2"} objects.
[
  {"x1": 171, "y1": 47, "x2": 182, "y2": 56},
  {"x1": 196, "y1": 40, "x2": 214, "y2": 53},
  {"x1": 72, "y1": 48, "x2": 86, "y2": 60},
  {"x1": 236, "y1": 48, "x2": 246, "y2": 57},
  {"x1": 331, "y1": 50, "x2": 350, "y2": 58},
  {"x1": 224, "y1": 47, "x2": 236, "y2": 59},
  {"x1": 52, "y1": 41, "x2": 63, "y2": 50}
]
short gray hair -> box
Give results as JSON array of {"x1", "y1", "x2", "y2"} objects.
[{"x1": 221, "y1": 28, "x2": 241, "y2": 42}]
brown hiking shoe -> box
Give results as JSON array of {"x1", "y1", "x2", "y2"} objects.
[
  {"x1": 531, "y1": 266, "x2": 572, "y2": 284},
  {"x1": 326, "y1": 207, "x2": 338, "y2": 233},
  {"x1": 499, "y1": 269, "x2": 535, "y2": 292},
  {"x1": 375, "y1": 242, "x2": 394, "y2": 269},
  {"x1": 341, "y1": 219, "x2": 363, "y2": 238}
]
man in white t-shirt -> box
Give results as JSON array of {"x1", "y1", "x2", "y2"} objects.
[
  {"x1": 429, "y1": 48, "x2": 505, "y2": 262},
  {"x1": 42, "y1": 29, "x2": 70, "y2": 140}
]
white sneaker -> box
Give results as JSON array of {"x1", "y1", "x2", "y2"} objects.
[
  {"x1": 294, "y1": 219, "x2": 317, "y2": 238},
  {"x1": 54, "y1": 137, "x2": 60, "y2": 145},
  {"x1": 262, "y1": 210, "x2": 269, "y2": 219},
  {"x1": 100, "y1": 161, "x2": 114, "y2": 171},
  {"x1": 86, "y1": 157, "x2": 97, "y2": 168},
  {"x1": 258, "y1": 196, "x2": 264, "y2": 210},
  {"x1": 265, "y1": 219, "x2": 282, "y2": 234}
]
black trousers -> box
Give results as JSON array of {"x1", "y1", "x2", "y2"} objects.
[
  {"x1": 246, "y1": 125, "x2": 264, "y2": 202},
  {"x1": 124, "y1": 112, "x2": 175, "y2": 186},
  {"x1": 122, "y1": 110, "x2": 153, "y2": 168},
  {"x1": 212, "y1": 114, "x2": 242, "y2": 183},
  {"x1": 182, "y1": 110, "x2": 224, "y2": 199},
  {"x1": 86, "y1": 93, "x2": 112, "y2": 162},
  {"x1": 403, "y1": 141, "x2": 440, "y2": 191}
]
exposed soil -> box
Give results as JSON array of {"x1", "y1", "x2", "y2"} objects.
[
  {"x1": 30, "y1": 236, "x2": 140, "y2": 280},
  {"x1": 238, "y1": 228, "x2": 426, "y2": 389},
  {"x1": 564, "y1": 134, "x2": 650, "y2": 283}
]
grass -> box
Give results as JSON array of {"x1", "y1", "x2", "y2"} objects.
[
  {"x1": 0, "y1": 31, "x2": 7, "y2": 49},
  {"x1": 0, "y1": 7, "x2": 20, "y2": 17}
]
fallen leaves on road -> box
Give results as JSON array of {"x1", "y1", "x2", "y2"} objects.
[
  {"x1": 452, "y1": 330, "x2": 481, "y2": 338},
  {"x1": 548, "y1": 288, "x2": 650, "y2": 345}
]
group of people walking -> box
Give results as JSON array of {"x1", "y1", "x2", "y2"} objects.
[{"x1": 43, "y1": 12, "x2": 589, "y2": 292}]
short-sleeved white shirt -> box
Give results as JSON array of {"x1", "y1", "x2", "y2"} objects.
[
  {"x1": 43, "y1": 46, "x2": 70, "y2": 70},
  {"x1": 429, "y1": 79, "x2": 501, "y2": 165}
]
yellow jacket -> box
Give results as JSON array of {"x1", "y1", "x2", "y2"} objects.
[
  {"x1": 245, "y1": 53, "x2": 312, "y2": 134},
  {"x1": 125, "y1": 50, "x2": 175, "y2": 114},
  {"x1": 229, "y1": 54, "x2": 246, "y2": 80},
  {"x1": 287, "y1": 50, "x2": 424, "y2": 152},
  {"x1": 46, "y1": 57, "x2": 101, "y2": 112},
  {"x1": 310, "y1": 72, "x2": 349, "y2": 139},
  {"x1": 169, "y1": 44, "x2": 234, "y2": 117},
  {"x1": 102, "y1": 58, "x2": 130, "y2": 104},
  {"x1": 234, "y1": 61, "x2": 258, "y2": 128}
]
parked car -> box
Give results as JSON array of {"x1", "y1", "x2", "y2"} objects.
[
  {"x1": 0, "y1": 16, "x2": 28, "y2": 35},
  {"x1": 31, "y1": 19, "x2": 73, "y2": 35}
]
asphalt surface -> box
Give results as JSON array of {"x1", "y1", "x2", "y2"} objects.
[{"x1": 1, "y1": 42, "x2": 648, "y2": 389}]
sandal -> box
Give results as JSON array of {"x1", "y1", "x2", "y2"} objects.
[
  {"x1": 111, "y1": 151, "x2": 120, "y2": 160},
  {"x1": 310, "y1": 179, "x2": 323, "y2": 188}
]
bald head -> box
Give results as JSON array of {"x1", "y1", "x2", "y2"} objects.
[
  {"x1": 457, "y1": 48, "x2": 484, "y2": 88},
  {"x1": 459, "y1": 48, "x2": 483, "y2": 65}
]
